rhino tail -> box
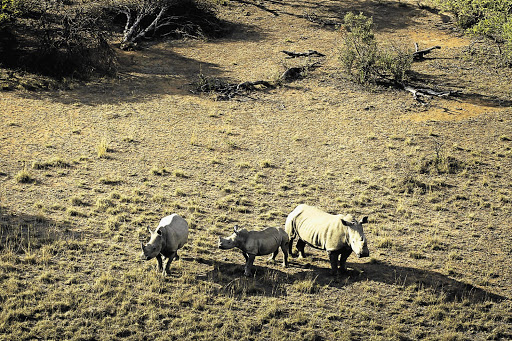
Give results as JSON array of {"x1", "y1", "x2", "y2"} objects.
[
  {"x1": 284, "y1": 212, "x2": 297, "y2": 238},
  {"x1": 285, "y1": 207, "x2": 302, "y2": 258}
]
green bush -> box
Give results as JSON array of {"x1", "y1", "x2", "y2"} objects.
[
  {"x1": 435, "y1": 0, "x2": 512, "y2": 64},
  {"x1": 0, "y1": 0, "x2": 22, "y2": 25},
  {"x1": 340, "y1": 12, "x2": 413, "y2": 85}
]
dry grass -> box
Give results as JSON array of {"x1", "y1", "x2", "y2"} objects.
[{"x1": 1, "y1": 0, "x2": 512, "y2": 340}]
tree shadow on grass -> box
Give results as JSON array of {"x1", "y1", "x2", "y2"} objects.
[
  {"x1": 238, "y1": 0, "x2": 431, "y2": 32},
  {"x1": 16, "y1": 21, "x2": 266, "y2": 106},
  {"x1": 407, "y1": 69, "x2": 512, "y2": 108}
]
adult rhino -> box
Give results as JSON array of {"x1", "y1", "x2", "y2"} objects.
[
  {"x1": 218, "y1": 225, "x2": 289, "y2": 276},
  {"x1": 285, "y1": 204, "x2": 369, "y2": 275},
  {"x1": 140, "y1": 214, "x2": 189, "y2": 276}
]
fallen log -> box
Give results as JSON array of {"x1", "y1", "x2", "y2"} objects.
[
  {"x1": 413, "y1": 43, "x2": 441, "y2": 60},
  {"x1": 281, "y1": 50, "x2": 325, "y2": 58},
  {"x1": 303, "y1": 12, "x2": 340, "y2": 27},
  {"x1": 404, "y1": 84, "x2": 451, "y2": 104},
  {"x1": 237, "y1": 80, "x2": 275, "y2": 91},
  {"x1": 280, "y1": 62, "x2": 321, "y2": 82}
]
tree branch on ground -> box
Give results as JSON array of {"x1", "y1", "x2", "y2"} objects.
[
  {"x1": 413, "y1": 43, "x2": 441, "y2": 60},
  {"x1": 192, "y1": 57, "x2": 322, "y2": 100},
  {"x1": 281, "y1": 50, "x2": 325, "y2": 58},
  {"x1": 403, "y1": 84, "x2": 452, "y2": 104}
]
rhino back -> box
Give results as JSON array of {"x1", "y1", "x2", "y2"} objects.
[
  {"x1": 244, "y1": 227, "x2": 283, "y2": 255},
  {"x1": 295, "y1": 205, "x2": 348, "y2": 251},
  {"x1": 158, "y1": 214, "x2": 189, "y2": 253}
]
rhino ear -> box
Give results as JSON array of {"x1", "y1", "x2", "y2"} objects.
[
  {"x1": 147, "y1": 226, "x2": 152, "y2": 234},
  {"x1": 156, "y1": 229, "x2": 162, "y2": 236},
  {"x1": 234, "y1": 225, "x2": 240, "y2": 233},
  {"x1": 360, "y1": 216, "x2": 369, "y2": 224},
  {"x1": 341, "y1": 219, "x2": 349, "y2": 227}
]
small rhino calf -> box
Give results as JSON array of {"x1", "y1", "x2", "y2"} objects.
[
  {"x1": 140, "y1": 214, "x2": 189, "y2": 276},
  {"x1": 218, "y1": 225, "x2": 289, "y2": 276}
]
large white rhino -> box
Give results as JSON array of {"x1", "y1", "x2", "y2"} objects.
[
  {"x1": 218, "y1": 225, "x2": 289, "y2": 276},
  {"x1": 285, "y1": 204, "x2": 369, "y2": 274},
  {"x1": 140, "y1": 214, "x2": 189, "y2": 276}
]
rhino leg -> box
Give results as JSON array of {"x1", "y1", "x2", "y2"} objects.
[
  {"x1": 296, "y1": 239, "x2": 307, "y2": 258},
  {"x1": 339, "y1": 248, "x2": 352, "y2": 273},
  {"x1": 156, "y1": 254, "x2": 164, "y2": 273},
  {"x1": 268, "y1": 249, "x2": 279, "y2": 262},
  {"x1": 289, "y1": 237, "x2": 298, "y2": 258},
  {"x1": 163, "y1": 251, "x2": 177, "y2": 276},
  {"x1": 281, "y1": 243, "x2": 289, "y2": 268},
  {"x1": 244, "y1": 254, "x2": 256, "y2": 277},
  {"x1": 242, "y1": 251, "x2": 249, "y2": 262},
  {"x1": 328, "y1": 251, "x2": 340, "y2": 275}
]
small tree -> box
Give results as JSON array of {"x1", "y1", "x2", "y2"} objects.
[{"x1": 340, "y1": 12, "x2": 413, "y2": 85}]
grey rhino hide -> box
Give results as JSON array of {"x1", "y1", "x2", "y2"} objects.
[{"x1": 141, "y1": 214, "x2": 189, "y2": 276}]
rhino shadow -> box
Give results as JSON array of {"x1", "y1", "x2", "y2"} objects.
[
  {"x1": 358, "y1": 261, "x2": 506, "y2": 303},
  {"x1": 294, "y1": 258, "x2": 506, "y2": 303},
  {"x1": 198, "y1": 258, "x2": 290, "y2": 297}
]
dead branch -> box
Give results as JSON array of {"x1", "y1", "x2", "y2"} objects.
[
  {"x1": 404, "y1": 84, "x2": 451, "y2": 104},
  {"x1": 303, "y1": 11, "x2": 340, "y2": 26},
  {"x1": 280, "y1": 67, "x2": 304, "y2": 82},
  {"x1": 237, "y1": 81, "x2": 275, "y2": 91},
  {"x1": 413, "y1": 43, "x2": 441, "y2": 60},
  {"x1": 281, "y1": 50, "x2": 325, "y2": 58},
  {"x1": 280, "y1": 62, "x2": 321, "y2": 82}
]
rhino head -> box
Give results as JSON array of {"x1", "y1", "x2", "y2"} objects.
[
  {"x1": 140, "y1": 226, "x2": 163, "y2": 260},
  {"x1": 218, "y1": 225, "x2": 247, "y2": 249},
  {"x1": 342, "y1": 216, "x2": 369, "y2": 258}
]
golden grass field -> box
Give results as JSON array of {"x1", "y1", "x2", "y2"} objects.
[{"x1": 1, "y1": 0, "x2": 512, "y2": 339}]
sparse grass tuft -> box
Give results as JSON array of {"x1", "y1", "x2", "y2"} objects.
[
  {"x1": 99, "y1": 176, "x2": 122, "y2": 185},
  {"x1": 260, "y1": 160, "x2": 274, "y2": 168},
  {"x1": 291, "y1": 275, "x2": 322, "y2": 294},
  {"x1": 173, "y1": 169, "x2": 189, "y2": 178},
  {"x1": 96, "y1": 138, "x2": 111, "y2": 158},
  {"x1": 32, "y1": 157, "x2": 71, "y2": 169},
  {"x1": 15, "y1": 168, "x2": 35, "y2": 183},
  {"x1": 150, "y1": 166, "x2": 169, "y2": 176},
  {"x1": 375, "y1": 236, "x2": 394, "y2": 249}
]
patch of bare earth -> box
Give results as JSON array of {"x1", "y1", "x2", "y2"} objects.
[{"x1": 1, "y1": 0, "x2": 511, "y2": 340}]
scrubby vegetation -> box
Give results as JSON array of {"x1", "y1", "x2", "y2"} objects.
[
  {"x1": 0, "y1": 0, "x2": 225, "y2": 86},
  {"x1": 434, "y1": 0, "x2": 512, "y2": 64},
  {"x1": 0, "y1": 0, "x2": 116, "y2": 80},
  {"x1": 340, "y1": 12, "x2": 413, "y2": 85}
]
